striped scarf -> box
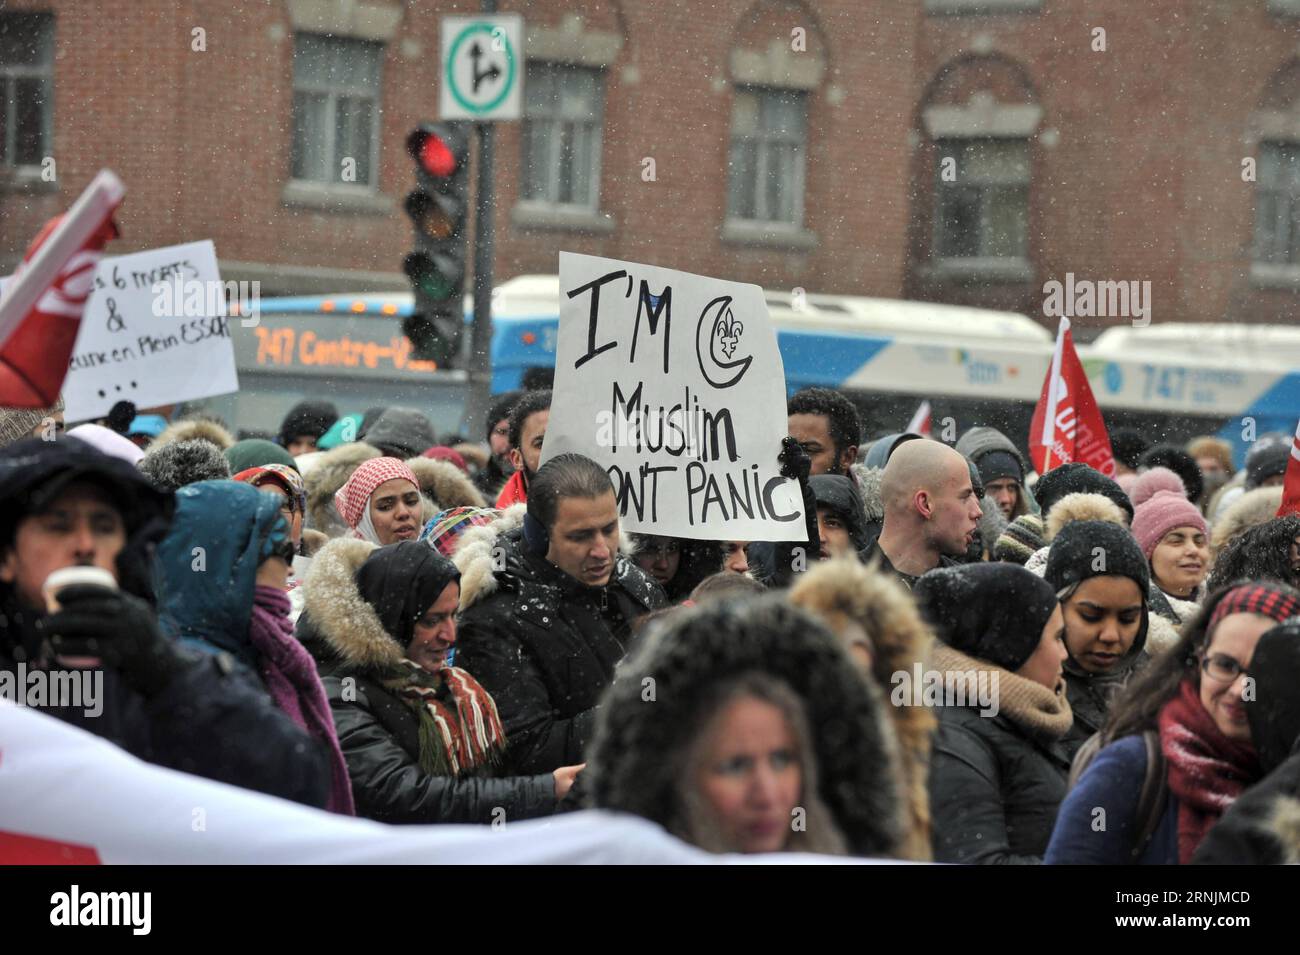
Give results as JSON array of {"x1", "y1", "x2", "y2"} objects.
[{"x1": 384, "y1": 659, "x2": 507, "y2": 776}]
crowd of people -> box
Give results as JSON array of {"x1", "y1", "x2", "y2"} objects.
[{"x1": 1, "y1": 386, "x2": 1298, "y2": 864}]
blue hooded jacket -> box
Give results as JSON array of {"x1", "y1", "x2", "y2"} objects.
[{"x1": 155, "y1": 480, "x2": 290, "y2": 670}]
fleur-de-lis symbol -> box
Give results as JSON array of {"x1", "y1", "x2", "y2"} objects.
[{"x1": 716, "y1": 307, "x2": 743, "y2": 360}]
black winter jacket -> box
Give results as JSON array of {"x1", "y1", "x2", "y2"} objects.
[
  {"x1": 455, "y1": 526, "x2": 667, "y2": 774},
  {"x1": 930, "y1": 704, "x2": 1072, "y2": 864},
  {"x1": 296, "y1": 537, "x2": 559, "y2": 824},
  {"x1": 319, "y1": 670, "x2": 557, "y2": 824},
  {"x1": 0, "y1": 598, "x2": 333, "y2": 808}
]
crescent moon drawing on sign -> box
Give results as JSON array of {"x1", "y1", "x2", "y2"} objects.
[{"x1": 695, "y1": 294, "x2": 753, "y2": 389}]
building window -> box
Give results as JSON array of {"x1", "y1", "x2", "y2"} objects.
[
  {"x1": 1254, "y1": 142, "x2": 1300, "y2": 265},
  {"x1": 727, "y1": 87, "x2": 807, "y2": 225},
  {"x1": 0, "y1": 13, "x2": 54, "y2": 169},
  {"x1": 933, "y1": 138, "x2": 1029, "y2": 259},
  {"x1": 290, "y1": 33, "x2": 383, "y2": 187},
  {"x1": 521, "y1": 63, "x2": 604, "y2": 209}
]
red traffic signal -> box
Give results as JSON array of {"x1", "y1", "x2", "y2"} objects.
[{"x1": 407, "y1": 127, "x2": 461, "y2": 178}]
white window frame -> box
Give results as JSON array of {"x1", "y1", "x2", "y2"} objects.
[
  {"x1": 726, "y1": 86, "x2": 808, "y2": 228},
  {"x1": 289, "y1": 32, "x2": 383, "y2": 190},
  {"x1": 0, "y1": 12, "x2": 54, "y2": 170},
  {"x1": 519, "y1": 61, "x2": 605, "y2": 213}
]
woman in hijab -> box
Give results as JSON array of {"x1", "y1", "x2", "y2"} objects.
[
  {"x1": 297, "y1": 537, "x2": 576, "y2": 823},
  {"x1": 333, "y1": 457, "x2": 423, "y2": 546}
]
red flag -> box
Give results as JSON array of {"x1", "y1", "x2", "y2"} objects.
[
  {"x1": 1275, "y1": 420, "x2": 1300, "y2": 517},
  {"x1": 1028, "y1": 317, "x2": 1116, "y2": 477},
  {"x1": 906, "y1": 400, "x2": 932, "y2": 437},
  {"x1": 0, "y1": 170, "x2": 124, "y2": 408}
]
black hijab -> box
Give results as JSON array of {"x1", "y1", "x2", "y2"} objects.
[{"x1": 354, "y1": 541, "x2": 460, "y2": 649}]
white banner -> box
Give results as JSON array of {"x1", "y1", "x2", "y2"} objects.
[
  {"x1": 543, "y1": 253, "x2": 805, "y2": 541},
  {"x1": 61, "y1": 240, "x2": 238, "y2": 422},
  {"x1": 0, "y1": 701, "x2": 878, "y2": 864}
]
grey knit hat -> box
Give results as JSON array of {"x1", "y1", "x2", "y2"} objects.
[
  {"x1": 139, "y1": 438, "x2": 232, "y2": 492},
  {"x1": 0, "y1": 396, "x2": 64, "y2": 447}
]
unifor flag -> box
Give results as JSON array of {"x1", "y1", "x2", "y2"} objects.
[
  {"x1": 1028, "y1": 316, "x2": 1116, "y2": 476},
  {"x1": 0, "y1": 170, "x2": 124, "y2": 408},
  {"x1": 1276, "y1": 419, "x2": 1300, "y2": 517},
  {"x1": 906, "y1": 400, "x2": 932, "y2": 437}
]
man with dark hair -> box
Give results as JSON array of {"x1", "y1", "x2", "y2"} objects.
[
  {"x1": 1109, "y1": 428, "x2": 1149, "y2": 479},
  {"x1": 456, "y1": 452, "x2": 666, "y2": 774},
  {"x1": 495, "y1": 389, "x2": 552, "y2": 508},
  {"x1": 787, "y1": 387, "x2": 861, "y2": 477},
  {"x1": 474, "y1": 390, "x2": 521, "y2": 499},
  {"x1": 0, "y1": 437, "x2": 331, "y2": 807}
]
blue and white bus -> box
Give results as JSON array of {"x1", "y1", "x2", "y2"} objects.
[{"x1": 208, "y1": 276, "x2": 1300, "y2": 462}]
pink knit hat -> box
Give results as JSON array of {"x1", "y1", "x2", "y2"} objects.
[
  {"x1": 334, "y1": 457, "x2": 420, "y2": 529},
  {"x1": 1131, "y1": 489, "x2": 1208, "y2": 559},
  {"x1": 1130, "y1": 466, "x2": 1187, "y2": 508}
]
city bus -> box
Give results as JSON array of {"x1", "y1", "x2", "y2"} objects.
[{"x1": 205, "y1": 276, "x2": 1300, "y2": 463}]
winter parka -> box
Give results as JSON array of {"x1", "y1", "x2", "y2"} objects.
[
  {"x1": 296, "y1": 536, "x2": 558, "y2": 823},
  {"x1": 453, "y1": 508, "x2": 667, "y2": 774},
  {"x1": 928, "y1": 643, "x2": 1074, "y2": 864}
]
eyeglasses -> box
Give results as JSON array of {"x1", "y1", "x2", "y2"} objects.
[{"x1": 1200, "y1": 653, "x2": 1249, "y2": 684}]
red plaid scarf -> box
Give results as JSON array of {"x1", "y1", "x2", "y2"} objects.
[
  {"x1": 387, "y1": 660, "x2": 507, "y2": 777},
  {"x1": 1158, "y1": 679, "x2": 1261, "y2": 863}
]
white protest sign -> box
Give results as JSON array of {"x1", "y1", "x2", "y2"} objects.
[
  {"x1": 542, "y1": 252, "x2": 805, "y2": 541},
  {"x1": 61, "y1": 240, "x2": 238, "y2": 421}
]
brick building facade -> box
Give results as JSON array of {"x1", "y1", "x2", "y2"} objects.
[{"x1": 4, "y1": 0, "x2": 1300, "y2": 332}]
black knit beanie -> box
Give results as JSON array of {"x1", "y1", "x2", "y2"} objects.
[
  {"x1": 913, "y1": 563, "x2": 1059, "y2": 671},
  {"x1": 1044, "y1": 520, "x2": 1150, "y2": 594},
  {"x1": 977, "y1": 450, "x2": 1023, "y2": 486},
  {"x1": 277, "y1": 400, "x2": 339, "y2": 446},
  {"x1": 1034, "y1": 462, "x2": 1134, "y2": 522},
  {"x1": 1246, "y1": 442, "x2": 1290, "y2": 491},
  {"x1": 1138, "y1": 444, "x2": 1203, "y2": 503}
]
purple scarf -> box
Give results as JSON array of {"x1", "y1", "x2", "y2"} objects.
[{"x1": 248, "y1": 585, "x2": 355, "y2": 816}]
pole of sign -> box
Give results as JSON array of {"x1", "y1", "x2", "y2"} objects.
[{"x1": 464, "y1": 0, "x2": 498, "y2": 440}]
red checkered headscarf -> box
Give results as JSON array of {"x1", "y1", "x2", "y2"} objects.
[
  {"x1": 1208, "y1": 582, "x2": 1300, "y2": 634},
  {"x1": 334, "y1": 457, "x2": 420, "y2": 529}
]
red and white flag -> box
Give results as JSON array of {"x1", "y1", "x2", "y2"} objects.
[
  {"x1": 1275, "y1": 420, "x2": 1300, "y2": 517},
  {"x1": 905, "y1": 400, "x2": 932, "y2": 437},
  {"x1": 1028, "y1": 316, "x2": 1116, "y2": 477},
  {"x1": 0, "y1": 170, "x2": 124, "y2": 408}
]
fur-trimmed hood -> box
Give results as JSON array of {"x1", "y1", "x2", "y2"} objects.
[
  {"x1": 585, "y1": 595, "x2": 908, "y2": 857},
  {"x1": 298, "y1": 536, "x2": 401, "y2": 673},
  {"x1": 304, "y1": 442, "x2": 381, "y2": 536},
  {"x1": 788, "y1": 558, "x2": 936, "y2": 860},
  {"x1": 1045, "y1": 492, "x2": 1128, "y2": 541},
  {"x1": 1211, "y1": 486, "x2": 1284, "y2": 555},
  {"x1": 405, "y1": 455, "x2": 486, "y2": 511},
  {"x1": 849, "y1": 463, "x2": 885, "y2": 523},
  {"x1": 149, "y1": 417, "x2": 234, "y2": 452}
]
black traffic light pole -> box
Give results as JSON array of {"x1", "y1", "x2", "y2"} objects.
[{"x1": 463, "y1": 0, "x2": 497, "y2": 443}]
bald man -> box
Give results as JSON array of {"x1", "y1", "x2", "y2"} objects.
[{"x1": 863, "y1": 439, "x2": 983, "y2": 588}]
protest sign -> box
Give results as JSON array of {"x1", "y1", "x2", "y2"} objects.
[
  {"x1": 61, "y1": 241, "x2": 238, "y2": 421},
  {"x1": 542, "y1": 252, "x2": 804, "y2": 541}
]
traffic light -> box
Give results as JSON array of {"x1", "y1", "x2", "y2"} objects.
[{"x1": 402, "y1": 123, "x2": 471, "y2": 365}]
